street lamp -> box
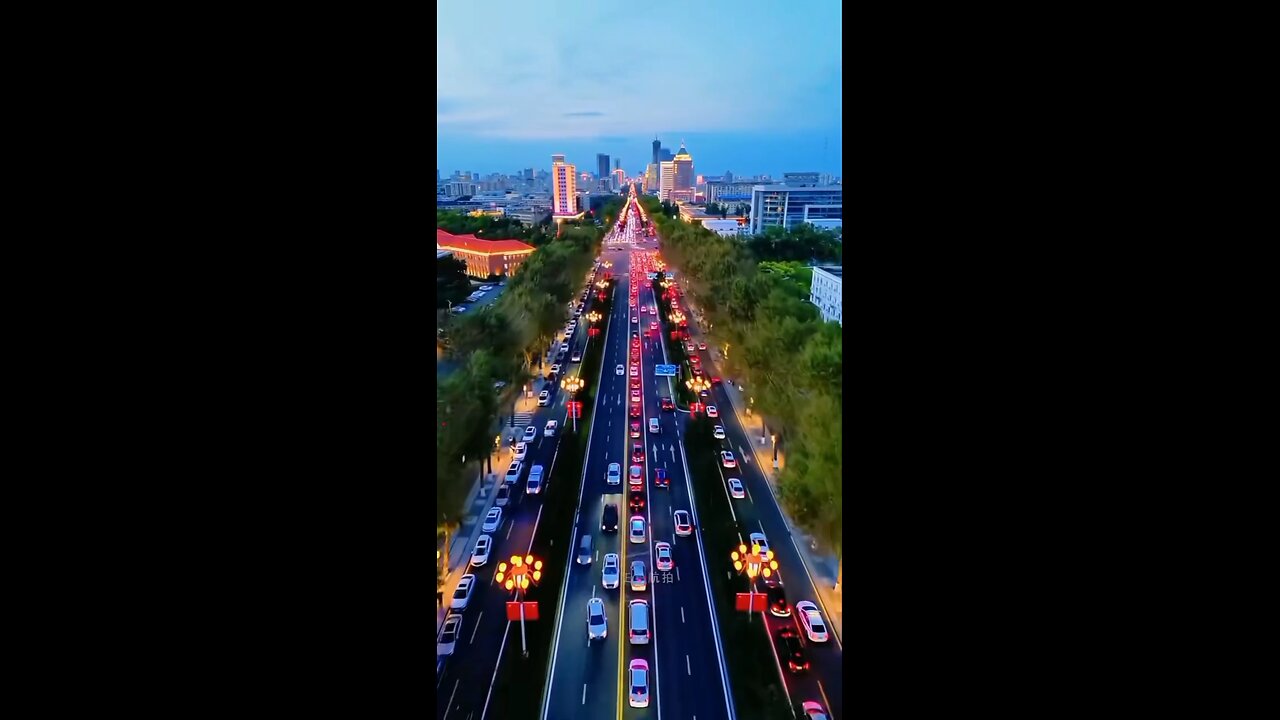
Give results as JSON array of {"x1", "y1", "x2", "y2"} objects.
[
  {"x1": 561, "y1": 375, "x2": 584, "y2": 431},
  {"x1": 686, "y1": 376, "x2": 710, "y2": 413},
  {"x1": 489, "y1": 434, "x2": 499, "y2": 475},
  {"x1": 730, "y1": 540, "x2": 778, "y2": 622},
  {"x1": 496, "y1": 554, "x2": 543, "y2": 656}
]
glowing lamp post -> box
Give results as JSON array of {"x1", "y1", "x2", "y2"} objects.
[
  {"x1": 731, "y1": 540, "x2": 778, "y2": 621},
  {"x1": 561, "y1": 375, "x2": 584, "y2": 432},
  {"x1": 496, "y1": 553, "x2": 543, "y2": 656},
  {"x1": 686, "y1": 376, "x2": 710, "y2": 414}
]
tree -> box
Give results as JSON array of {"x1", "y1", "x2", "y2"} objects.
[{"x1": 436, "y1": 256, "x2": 472, "y2": 309}]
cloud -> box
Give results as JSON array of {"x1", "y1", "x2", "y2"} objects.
[{"x1": 563, "y1": 111, "x2": 605, "y2": 117}]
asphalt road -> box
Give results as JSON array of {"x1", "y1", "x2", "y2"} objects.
[
  {"x1": 672, "y1": 269, "x2": 845, "y2": 719},
  {"x1": 543, "y1": 193, "x2": 733, "y2": 720},
  {"x1": 436, "y1": 265, "x2": 601, "y2": 720}
]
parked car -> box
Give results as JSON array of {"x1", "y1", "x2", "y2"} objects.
[
  {"x1": 450, "y1": 574, "x2": 476, "y2": 610},
  {"x1": 482, "y1": 507, "x2": 503, "y2": 533},
  {"x1": 437, "y1": 613, "x2": 463, "y2": 656},
  {"x1": 470, "y1": 534, "x2": 492, "y2": 566}
]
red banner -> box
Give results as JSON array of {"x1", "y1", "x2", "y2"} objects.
[
  {"x1": 506, "y1": 601, "x2": 540, "y2": 621},
  {"x1": 735, "y1": 592, "x2": 768, "y2": 612}
]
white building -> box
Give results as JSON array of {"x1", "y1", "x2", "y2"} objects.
[
  {"x1": 748, "y1": 184, "x2": 843, "y2": 234},
  {"x1": 809, "y1": 266, "x2": 842, "y2": 325},
  {"x1": 551, "y1": 154, "x2": 579, "y2": 217},
  {"x1": 701, "y1": 219, "x2": 743, "y2": 237},
  {"x1": 659, "y1": 161, "x2": 675, "y2": 201}
]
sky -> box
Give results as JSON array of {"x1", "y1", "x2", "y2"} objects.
[{"x1": 437, "y1": 0, "x2": 842, "y2": 180}]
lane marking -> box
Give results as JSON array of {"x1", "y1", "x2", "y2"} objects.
[
  {"x1": 687, "y1": 655, "x2": 691, "y2": 676},
  {"x1": 470, "y1": 611, "x2": 483, "y2": 644},
  {"x1": 443, "y1": 678, "x2": 460, "y2": 720},
  {"x1": 583, "y1": 684, "x2": 587, "y2": 705},
  {"x1": 681, "y1": 606, "x2": 685, "y2": 623}
]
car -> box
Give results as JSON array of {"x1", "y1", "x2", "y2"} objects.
[
  {"x1": 655, "y1": 542, "x2": 673, "y2": 571},
  {"x1": 630, "y1": 559, "x2": 647, "y2": 591},
  {"x1": 778, "y1": 627, "x2": 809, "y2": 673},
  {"x1": 632, "y1": 443, "x2": 645, "y2": 463},
  {"x1": 674, "y1": 510, "x2": 692, "y2": 536},
  {"x1": 649, "y1": 321, "x2": 658, "y2": 332},
  {"x1": 630, "y1": 422, "x2": 641, "y2": 438},
  {"x1": 628, "y1": 488, "x2": 645, "y2": 512},
  {"x1": 749, "y1": 532, "x2": 770, "y2": 558},
  {"x1": 526, "y1": 466, "x2": 543, "y2": 494},
  {"x1": 720, "y1": 450, "x2": 736, "y2": 468},
  {"x1": 630, "y1": 377, "x2": 641, "y2": 390},
  {"x1": 513, "y1": 441, "x2": 528, "y2": 461},
  {"x1": 587, "y1": 597, "x2": 608, "y2": 641},
  {"x1": 505, "y1": 461, "x2": 522, "y2": 483},
  {"x1": 560, "y1": 343, "x2": 569, "y2": 353},
  {"x1": 537, "y1": 390, "x2": 550, "y2": 406},
  {"x1": 728, "y1": 478, "x2": 745, "y2": 498},
  {"x1": 768, "y1": 584, "x2": 791, "y2": 617},
  {"x1": 713, "y1": 425, "x2": 726, "y2": 440},
  {"x1": 628, "y1": 659, "x2": 650, "y2": 708},
  {"x1": 629, "y1": 365, "x2": 638, "y2": 377},
  {"x1": 653, "y1": 467, "x2": 668, "y2": 487},
  {"x1": 630, "y1": 391, "x2": 641, "y2": 405},
  {"x1": 451, "y1": 574, "x2": 476, "y2": 610},
  {"x1": 692, "y1": 367, "x2": 704, "y2": 377},
  {"x1": 606, "y1": 462, "x2": 621, "y2": 485},
  {"x1": 796, "y1": 601, "x2": 829, "y2": 643},
  {"x1": 544, "y1": 420, "x2": 558, "y2": 437},
  {"x1": 660, "y1": 397, "x2": 674, "y2": 412},
  {"x1": 602, "y1": 503, "x2": 619, "y2": 533},
  {"x1": 438, "y1": 613, "x2": 463, "y2": 656},
  {"x1": 616, "y1": 364, "x2": 625, "y2": 375},
  {"x1": 571, "y1": 351, "x2": 581, "y2": 362},
  {"x1": 522, "y1": 425, "x2": 537, "y2": 442},
  {"x1": 482, "y1": 507, "x2": 503, "y2": 532},
  {"x1": 630, "y1": 404, "x2": 642, "y2": 418},
  {"x1": 495, "y1": 482, "x2": 511, "y2": 507},
  {"x1": 685, "y1": 342, "x2": 696, "y2": 352},
  {"x1": 698, "y1": 341, "x2": 707, "y2": 350},
  {"x1": 471, "y1": 534, "x2": 492, "y2": 566},
  {"x1": 707, "y1": 405, "x2": 719, "y2": 418},
  {"x1": 631, "y1": 336, "x2": 640, "y2": 348},
  {"x1": 602, "y1": 553, "x2": 620, "y2": 589},
  {"x1": 629, "y1": 516, "x2": 646, "y2": 544},
  {"x1": 629, "y1": 465, "x2": 643, "y2": 486},
  {"x1": 711, "y1": 375, "x2": 722, "y2": 385},
  {"x1": 699, "y1": 388, "x2": 710, "y2": 398},
  {"x1": 801, "y1": 701, "x2": 830, "y2": 720},
  {"x1": 632, "y1": 316, "x2": 638, "y2": 323},
  {"x1": 550, "y1": 363, "x2": 561, "y2": 376}
]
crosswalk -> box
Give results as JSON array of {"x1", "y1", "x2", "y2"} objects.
[{"x1": 513, "y1": 412, "x2": 534, "y2": 428}]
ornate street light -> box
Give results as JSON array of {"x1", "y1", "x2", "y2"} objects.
[
  {"x1": 496, "y1": 554, "x2": 543, "y2": 656},
  {"x1": 730, "y1": 541, "x2": 778, "y2": 621},
  {"x1": 561, "y1": 375, "x2": 585, "y2": 431}
]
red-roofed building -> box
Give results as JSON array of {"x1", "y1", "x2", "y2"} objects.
[{"x1": 436, "y1": 229, "x2": 535, "y2": 279}]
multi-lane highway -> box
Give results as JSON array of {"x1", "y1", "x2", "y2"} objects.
[
  {"x1": 542, "y1": 189, "x2": 734, "y2": 720},
  {"x1": 436, "y1": 252, "x2": 605, "y2": 720}
]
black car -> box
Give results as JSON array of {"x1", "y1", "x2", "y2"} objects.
[
  {"x1": 776, "y1": 627, "x2": 809, "y2": 674},
  {"x1": 602, "y1": 503, "x2": 619, "y2": 533},
  {"x1": 767, "y1": 584, "x2": 790, "y2": 617},
  {"x1": 628, "y1": 489, "x2": 645, "y2": 513}
]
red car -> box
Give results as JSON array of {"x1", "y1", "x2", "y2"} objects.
[
  {"x1": 631, "y1": 337, "x2": 640, "y2": 348},
  {"x1": 698, "y1": 342, "x2": 707, "y2": 350},
  {"x1": 660, "y1": 397, "x2": 674, "y2": 412},
  {"x1": 629, "y1": 488, "x2": 645, "y2": 512},
  {"x1": 653, "y1": 468, "x2": 668, "y2": 488},
  {"x1": 630, "y1": 404, "x2": 642, "y2": 418},
  {"x1": 630, "y1": 377, "x2": 641, "y2": 389},
  {"x1": 711, "y1": 376, "x2": 722, "y2": 385},
  {"x1": 689, "y1": 356, "x2": 700, "y2": 366},
  {"x1": 632, "y1": 443, "x2": 645, "y2": 464},
  {"x1": 630, "y1": 422, "x2": 641, "y2": 438}
]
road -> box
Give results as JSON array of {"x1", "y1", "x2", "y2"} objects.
[
  {"x1": 436, "y1": 259, "x2": 603, "y2": 720},
  {"x1": 542, "y1": 188, "x2": 734, "y2": 720}
]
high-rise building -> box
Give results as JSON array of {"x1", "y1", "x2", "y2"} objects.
[
  {"x1": 597, "y1": 154, "x2": 610, "y2": 183},
  {"x1": 659, "y1": 161, "x2": 676, "y2": 201},
  {"x1": 723, "y1": 170, "x2": 734, "y2": 183},
  {"x1": 615, "y1": 158, "x2": 621, "y2": 171},
  {"x1": 673, "y1": 142, "x2": 694, "y2": 193},
  {"x1": 552, "y1": 154, "x2": 578, "y2": 217},
  {"x1": 748, "y1": 183, "x2": 842, "y2": 234},
  {"x1": 652, "y1": 138, "x2": 661, "y2": 164},
  {"x1": 613, "y1": 168, "x2": 624, "y2": 191},
  {"x1": 645, "y1": 163, "x2": 658, "y2": 194}
]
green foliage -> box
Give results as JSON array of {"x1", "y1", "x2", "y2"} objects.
[
  {"x1": 436, "y1": 255, "x2": 472, "y2": 309},
  {"x1": 746, "y1": 224, "x2": 842, "y2": 264}
]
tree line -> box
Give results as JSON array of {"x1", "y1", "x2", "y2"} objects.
[
  {"x1": 435, "y1": 211, "x2": 607, "y2": 528},
  {"x1": 638, "y1": 197, "x2": 844, "y2": 560}
]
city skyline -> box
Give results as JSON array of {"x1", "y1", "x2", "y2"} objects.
[{"x1": 436, "y1": 0, "x2": 842, "y2": 179}]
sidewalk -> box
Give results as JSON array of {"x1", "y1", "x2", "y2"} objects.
[
  {"x1": 436, "y1": 389, "x2": 543, "y2": 637},
  {"x1": 694, "y1": 329, "x2": 845, "y2": 645}
]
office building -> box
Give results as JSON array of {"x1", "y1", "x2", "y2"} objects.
[
  {"x1": 652, "y1": 138, "x2": 661, "y2": 164},
  {"x1": 783, "y1": 172, "x2": 820, "y2": 186},
  {"x1": 809, "y1": 266, "x2": 842, "y2": 325},
  {"x1": 673, "y1": 142, "x2": 694, "y2": 194},
  {"x1": 613, "y1": 168, "x2": 624, "y2": 191},
  {"x1": 436, "y1": 229, "x2": 535, "y2": 279},
  {"x1": 705, "y1": 180, "x2": 757, "y2": 206},
  {"x1": 748, "y1": 184, "x2": 843, "y2": 234},
  {"x1": 615, "y1": 158, "x2": 621, "y2": 171},
  {"x1": 597, "y1": 154, "x2": 610, "y2": 185},
  {"x1": 723, "y1": 170, "x2": 734, "y2": 183},
  {"x1": 659, "y1": 161, "x2": 675, "y2": 201},
  {"x1": 551, "y1": 154, "x2": 578, "y2": 217}
]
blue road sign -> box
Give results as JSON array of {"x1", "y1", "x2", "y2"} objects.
[
  {"x1": 654, "y1": 364, "x2": 679, "y2": 377},
  {"x1": 647, "y1": 272, "x2": 657, "y2": 280}
]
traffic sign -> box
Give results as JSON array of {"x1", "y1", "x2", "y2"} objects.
[
  {"x1": 647, "y1": 272, "x2": 657, "y2": 280},
  {"x1": 654, "y1": 364, "x2": 679, "y2": 377}
]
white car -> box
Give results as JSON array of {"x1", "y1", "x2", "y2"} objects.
[
  {"x1": 630, "y1": 364, "x2": 638, "y2": 376},
  {"x1": 749, "y1": 532, "x2": 770, "y2": 558},
  {"x1": 538, "y1": 390, "x2": 551, "y2": 406},
  {"x1": 707, "y1": 405, "x2": 719, "y2": 418},
  {"x1": 451, "y1": 574, "x2": 476, "y2": 610},
  {"x1": 438, "y1": 613, "x2": 462, "y2": 656},
  {"x1": 674, "y1": 510, "x2": 692, "y2": 536},
  {"x1": 606, "y1": 462, "x2": 621, "y2": 485},
  {"x1": 796, "y1": 601, "x2": 829, "y2": 643},
  {"x1": 629, "y1": 465, "x2": 643, "y2": 486},
  {"x1": 602, "y1": 553, "x2": 620, "y2": 589},
  {"x1": 720, "y1": 451, "x2": 737, "y2": 468},
  {"x1": 550, "y1": 364, "x2": 561, "y2": 375},
  {"x1": 655, "y1": 542, "x2": 673, "y2": 571},
  {"x1": 544, "y1": 420, "x2": 558, "y2": 437},
  {"x1": 632, "y1": 316, "x2": 638, "y2": 323},
  {"x1": 513, "y1": 441, "x2": 528, "y2": 461},
  {"x1": 495, "y1": 482, "x2": 511, "y2": 507},
  {"x1": 470, "y1": 534, "x2": 492, "y2": 566},
  {"x1": 630, "y1": 559, "x2": 647, "y2": 591},
  {"x1": 571, "y1": 351, "x2": 581, "y2": 362},
  {"x1": 629, "y1": 516, "x2": 646, "y2": 544},
  {"x1": 728, "y1": 478, "x2": 746, "y2": 498},
  {"x1": 505, "y1": 461, "x2": 522, "y2": 483},
  {"x1": 482, "y1": 507, "x2": 503, "y2": 533},
  {"x1": 523, "y1": 425, "x2": 537, "y2": 442},
  {"x1": 587, "y1": 597, "x2": 608, "y2": 641},
  {"x1": 713, "y1": 425, "x2": 726, "y2": 440},
  {"x1": 616, "y1": 364, "x2": 625, "y2": 375},
  {"x1": 629, "y1": 659, "x2": 650, "y2": 708}
]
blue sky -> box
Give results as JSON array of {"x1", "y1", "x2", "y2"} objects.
[{"x1": 437, "y1": 0, "x2": 842, "y2": 180}]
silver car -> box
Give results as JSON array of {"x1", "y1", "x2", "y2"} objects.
[
  {"x1": 602, "y1": 553, "x2": 620, "y2": 589},
  {"x1": 437, "y1": 613, "x2": 462, "y2": 656},
  {"x1": 587, "y1": 597, "x2": 608, "y2": 641},
  {"x1": 606, "y1": 462, "x2": 621, "y2": 485},
  {"x1": 450, "y1": 574, "x2": 476, "y2": 610}
]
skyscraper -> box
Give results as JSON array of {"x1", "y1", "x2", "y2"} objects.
[
  {"x1": 673, "y1": 142, "x2": 694, "y2": 195},
  {"x1": 614, "y1": 158, "x2": 621, "y2": 171},
  {"x1": 652, "y1": 138, "x2": 661, "y2": 164},
  {"x1": 597, "y1": 154, "x2": 610, "y2": 183},
  {"x1": 552, "y1": 154, "x2": 577, "y2": 217},
  {"x1": 659, "y1": 161, "x2": 675, "y2": 201}
]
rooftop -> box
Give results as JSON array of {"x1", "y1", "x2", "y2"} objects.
[
  {"x1": 435, "y1": 229, "x2": 535, "y2": 254},
  {"x1": 815, "y1": 266, "x2": 842, "y2": 278}
]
